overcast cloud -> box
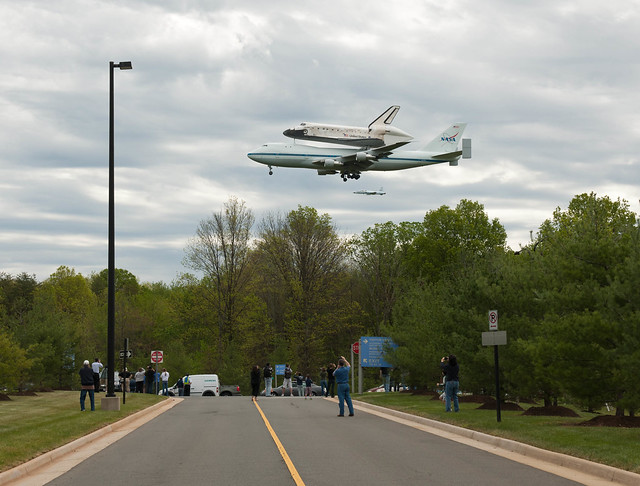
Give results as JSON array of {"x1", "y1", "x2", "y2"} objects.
[{"x1": 1, "y1": 0, "x2": 638, "y2": 284}]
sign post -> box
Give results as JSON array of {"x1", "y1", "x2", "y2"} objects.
[
  {"x1": 150, "y1": 350, "x2": 163, "y2": 396},
  {"x1": 275, "y1": 364, "x2": 286, "y2": 389},
  {"x1": 482, "y1": 311, "x2": 506, "y2": 422},
  {"x1": 351, "y1": 341, "x2": 359, "y2": 392},
  {"x1": 122, "y1": 338, "x2": 129, "y2": 404},
  {"x1": 358, "y1": 337, "x2": 397, "y2": 393}
]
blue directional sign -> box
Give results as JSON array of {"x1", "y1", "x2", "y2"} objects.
[
  {"x1": 359, "y1": 336, "x2": 397, "y2": 368},
  {"x1": 275, "y1": 364, "x2": 286, "y2": 376}
]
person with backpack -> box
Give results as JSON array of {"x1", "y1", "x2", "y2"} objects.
[
  {"x1": 263, "y1": 363, "x2": 273, "y2": 397},
  {"x1": 283, "y1": 364, "x2": 293, "y2": 397}
]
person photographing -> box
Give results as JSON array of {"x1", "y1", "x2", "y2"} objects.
[
  {"x1": 334, "y1": 356, "x2": 354, "y2": 417},
  {"x1": 440, "y1": 354, "x2": 460, "y2": 412}
]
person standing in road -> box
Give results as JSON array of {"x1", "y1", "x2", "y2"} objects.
[
  {"x1": 250, "y1": 365, "x2": 261, "y2": 401},
  {"x1": 334, "y1": 356, "x2": 354, "y2": 417},
  {"x1": 282, "y1": 364, "x2": 293, "y2": 397},
  {"x1": 91, "y1": 358, "x2": 103, "y2": 392},
  {"x1": 79, "y1": 360, "x2": 95, "y2": 411},
  {"x1": 160, "y1": 368, "x2": 170, "y2": 396},
  {"x1": 319, "y1": 367, "x2": 328, "y2": 397},
  {"x1": 183, "y1": 374, "x2": 191, "y2": 396},
  {"x1": 305, "y1": 374, "x2": 312, "y2": 399},
  {"x1": 135, "y1": 367, "x2": 145, "y2": 393},
  {"x1": 440, "y1": 354, "x2": 460, "y2": 412},
  {"x1": 263, "y1": 363, "x2": 273, "y2": 397},
  {"x1": 327, "y1": 363, "x2": 336, "y2": 398},
  {"x1": 176, "y1": 376, "x2": 184, "y2": 396},
  {"x1": 295, "y1": 371, "x2": 305, "y2": 398}
]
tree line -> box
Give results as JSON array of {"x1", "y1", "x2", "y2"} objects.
[{"x1": 1, "y1": 193, "x2": 638, "y2": 415}]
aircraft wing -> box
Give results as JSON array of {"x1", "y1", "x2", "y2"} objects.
[
  {"x1": 312, "y1": 140, "x2": 410, "y2": 173},
  {"x1": 337, "y1": 140, "x2": 411, "y2": 167}
]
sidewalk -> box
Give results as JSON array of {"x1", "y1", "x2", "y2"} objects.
[{"x1": 350, "y1": 399, "x2": 640, "y2": 486}]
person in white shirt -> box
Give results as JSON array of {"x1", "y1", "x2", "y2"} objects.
[
  {"x1": 160, "y1": 368, "x2": 170, "y2": 396},
  {"x1": 91, "y1": 358, "x2": 103, "y2": 392}
]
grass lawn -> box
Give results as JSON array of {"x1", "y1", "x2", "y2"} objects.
[
  {"x1": 354, "y1": 393, "x2": 640, "y2": 474},
  {"x1": 0, "y1": 391, "x2": 165, "y2": 472}
]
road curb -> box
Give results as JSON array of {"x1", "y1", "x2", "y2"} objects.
[
  {"x1": 0, "y1": 397, "x2": 180, "y2": 485},
  {"x1": 352, "y1": 399, "x2": 640, "y2": 486}
]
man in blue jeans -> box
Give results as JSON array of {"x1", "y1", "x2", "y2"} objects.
[
  {"x1": 333, "y1": 356, "x2": 354, "y2": 417},
  {"x1": 79, "y1": 360, "x2": 95, "y2": 411}
]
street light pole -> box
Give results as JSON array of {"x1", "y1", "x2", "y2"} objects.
[{"x1": 107, "y1": 61, "x2": 132, "y2": 402}]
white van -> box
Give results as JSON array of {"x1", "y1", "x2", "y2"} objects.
[{"x1": 164, "y1": 374, "x2": 220, "y2": 397}]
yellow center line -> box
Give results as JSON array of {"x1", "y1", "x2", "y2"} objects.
[{"x1": 253, "y1": 399, "x2": 305, "y2": 486}]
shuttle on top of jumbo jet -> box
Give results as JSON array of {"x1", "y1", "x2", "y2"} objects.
[
  {"x1": 283, "y1": 105, "x2": 413, "y2": 148},
  {"x1": 248, "y1": 123, "x2": 471, "y2": 182}
]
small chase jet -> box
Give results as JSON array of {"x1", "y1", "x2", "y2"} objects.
[
  {"x1": 283, "y1": 106, "x2": 413, "y2": 148},
  {"x1": 354, "y1": 187, "x2": 386, "y2": 196},
  {"x1": 248, "y1": 123, "x2": 471, "y2": 182}
]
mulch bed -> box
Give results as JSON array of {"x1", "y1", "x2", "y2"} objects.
[
  {"x1": 477, "y1": 401, "x2": 524, "y2": 411},
  {"x1": 10, "y1": 391, "x2": 38, "y2": 396},
  {"x1": 0, "y1": 393, "x2": 11, "y2": 401},
  {"x1": 522, "y1": 406, "x2": 579, "y2": 417},
  {"x1": 577, "y1": 415, "x2": 640, "y2": 428}
]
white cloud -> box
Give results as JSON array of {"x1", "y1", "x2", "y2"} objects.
[{"x1": 0, "y1": 0, "x2": 638, "y2": 282}]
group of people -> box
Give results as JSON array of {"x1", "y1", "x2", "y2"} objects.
[
  {"x1": 250, "y1": 357, "x2": 355, "y2": 417},
  {"x1": 78, "y1": 358, "x2": 175, "y2": 411}
]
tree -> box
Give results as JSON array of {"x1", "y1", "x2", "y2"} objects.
[
  {"x1": 256, "y1": 206, "x2": 353, "y2": 371},
  {"x1": 405, "y1": 199, "x2": 507, "y2": 282},
  {"x1": 388, "y1": 200, "x2": 507, "y2": 388},
  {"x1": 183, "y1": 196, "x2": 255, "y2": 368},
  {"x1": 0, "y1": 327, "x2": 35, "y2": 392},
  {"x1": 349, "y1": 221, "x2": 419, "y2": 335}
]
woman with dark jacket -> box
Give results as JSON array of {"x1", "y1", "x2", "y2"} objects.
[
  {"x1": 440, "y1": 354, "x2": 460, "y2": 412},
  {"x1": 250, "y1": 365, "x2": 261, "y2": 401}
]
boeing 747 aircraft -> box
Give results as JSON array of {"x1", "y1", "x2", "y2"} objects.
[
  {"x1": 283, "y1": 106, "x2": 413, "y2": 148},
  {"x1": 248, "y1": 123, "x2": 470, "y2": 182}
]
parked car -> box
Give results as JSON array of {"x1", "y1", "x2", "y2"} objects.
[
  {"x1": 366, "y1": 383, "x2": 410, "y2": 392},
  {"x1": 261, "y1": 383, "x2": 323, "y2": 396},
  {"x1": 219, "y1": 384, "x2": 241, "y2": 396}
]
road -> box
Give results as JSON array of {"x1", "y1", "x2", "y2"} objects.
[{"x1": 46, "y1": 397, "x2": 582, "y2": 486}]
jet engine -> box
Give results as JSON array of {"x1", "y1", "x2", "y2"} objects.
[
  {"x1": 323, "y1": 159, "x2": 343, "y2": 169},
  {"x1": 355, "y1": 152, "x2": 375, "y2": 164}
]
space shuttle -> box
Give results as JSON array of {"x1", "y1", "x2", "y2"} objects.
[{"x1": 283, "y1": 106, "x2": 413, "y2": 148}]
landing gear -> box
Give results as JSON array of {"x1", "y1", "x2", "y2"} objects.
[
  {"x1": 341, "y1": 171, "x2": 361, "y2": 182},
  {"x1": 268, "y1": 165, "x2": 273, "y2": 176}
]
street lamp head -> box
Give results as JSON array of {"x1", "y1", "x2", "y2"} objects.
[{"x1": 116, "y1": 61, "x2": 133, "y2": 70}]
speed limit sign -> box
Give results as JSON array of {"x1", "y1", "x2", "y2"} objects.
[{"x1": 488, "y1": 310, "x2": 498, "y2": 330}]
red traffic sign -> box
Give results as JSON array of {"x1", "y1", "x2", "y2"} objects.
[
  {"x1": 488, "y1": 310, "x2": 498, "y2": 330},
  {"x1": 352, "y1": 341, "x2": 360, "y2": 354},
  {"x1": 150, "y1": 350, "x2": 164, "y2": 363}
]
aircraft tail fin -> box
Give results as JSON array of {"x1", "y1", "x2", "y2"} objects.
[
  {"x1": 369, "y1": 106, "x2": 400, "y2": 128},
  {"x1": 420, "y1": 123, "x2": 467, "y2": 153}
]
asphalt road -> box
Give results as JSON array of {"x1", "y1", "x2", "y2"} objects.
[{"x1": 46, "y1": 397, "x2": 582, "y2": 486}]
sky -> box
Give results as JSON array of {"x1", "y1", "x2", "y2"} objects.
[{"x1": 1, "y1": 0, "x2": 638, "y2": 284}]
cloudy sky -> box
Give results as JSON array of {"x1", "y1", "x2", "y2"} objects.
[{"x1": 1, "y1": 0, "x2": 638, "y2": 284}]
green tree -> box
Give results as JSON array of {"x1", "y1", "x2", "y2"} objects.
[
  {"x1": 349, "y1": 221, "x2": 419, "y2": 335},
  {"x1": 256, "y1": 206, "x2": 355, "y2": 372},
  {"x1": 183, "y1": 197, "x2": 255, "y2": 369},
  {"x1": 0, "y1": 327, "x2": 35, "y2": 392}
]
